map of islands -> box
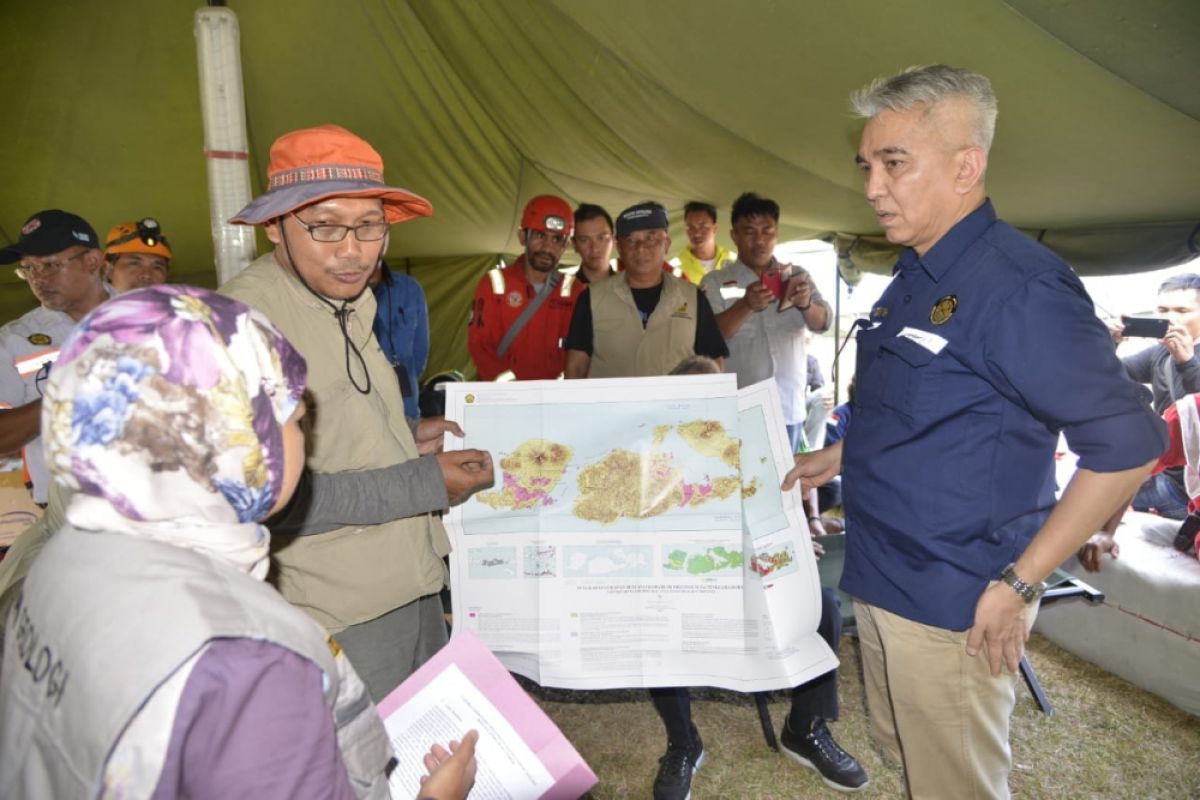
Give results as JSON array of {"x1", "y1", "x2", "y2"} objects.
[
  {"x1": 750, "y1": 542, "x2": 799, "y2": 579},
  {"x1": 477, "y1": 439, "x2": 573, "y2": 511},
  {"x1": 465, "y1": 422, "x2": 739, "y2": 527},
  {"x1": 653, "y1": 420, "x2": 741, "y2": 468},
  {"x1": 523, "y1": 545, "x2": 557, "y2": 578},
  {"x1": 468, "y1": 546, "x2": 518, "y2": 579},
  {"x1": 573, "y1": 449, "x2": 740, "y2": 524},
  {"x1": 460, "y1": 406, "x2": 744, "y2": 534},
  {"x1": 664, "y1": 545, "x2": 744, "y2": 577},
  {"x1": 563, "y1": 545, "x2": 654, "y2": 578}
]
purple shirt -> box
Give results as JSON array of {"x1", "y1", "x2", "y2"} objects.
[{"x1": 152, "y1": 638, "x2": 355, "y2": 800}]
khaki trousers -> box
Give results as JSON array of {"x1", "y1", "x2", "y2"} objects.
[{"x1": 854, "y1": 594, "x2": 1035, "y2": 800}]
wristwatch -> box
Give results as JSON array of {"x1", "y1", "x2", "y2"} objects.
[{"x1": 1000, "y1": 563, "x2": 1046, "y2": 604}]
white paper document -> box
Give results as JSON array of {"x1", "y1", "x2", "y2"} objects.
[
  {"x1": 377, "y1": 630, "x2": 597, "y2": 799},
  {"x1": 385, "y1": 665, "x2": 553, "y2": 798},
  {"x1": 442, "y1": 375, "x2": 837, "y2": 691}
]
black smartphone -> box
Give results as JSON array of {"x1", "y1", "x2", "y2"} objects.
[{"x1": 1120, "y1": 316, "x2": 1169, "y2": 338}]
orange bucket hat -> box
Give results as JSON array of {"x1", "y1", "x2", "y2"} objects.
[{"x1": 229, "y1": 124, "x2": 433, "y2": 225}]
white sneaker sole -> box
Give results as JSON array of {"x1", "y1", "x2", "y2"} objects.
[
  {"x1": 654, "y1": 748, "x2": 706, "y2": 800},
  {"x1": 780, "y1": 742, "x2": 869, "y2": 794},
  {"x1": 684, "y1": 750, "x2": 706, "y2": 800}
]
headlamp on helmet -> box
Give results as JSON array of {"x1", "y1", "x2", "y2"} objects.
[
  {"x1": 519, "y1": 195, "x2": 574, "y2": 237},
  {"x1": 104, "y1": 218, "x2": 173, "y2": 260}
]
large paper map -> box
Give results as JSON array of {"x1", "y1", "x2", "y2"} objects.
[{"x1": 443, "y1": 375, "x2": 837, "y2": 692}]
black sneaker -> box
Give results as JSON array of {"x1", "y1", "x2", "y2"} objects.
[
  {"x1": 780, "y1": 717, "x2": 869, "y2": 793},
  {"x1": 652, "y1": 732, "x2": 706, "y2": 800}
]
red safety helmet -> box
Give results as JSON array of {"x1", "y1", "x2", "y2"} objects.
[{"x1": 520, "y1": 195, "x2": 574, "y2": 237}]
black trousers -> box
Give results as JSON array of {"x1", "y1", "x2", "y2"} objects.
[{"x1": 651, "y1": 586, "x2": 842, "y2": 745}]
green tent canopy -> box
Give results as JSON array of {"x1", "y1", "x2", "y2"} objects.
[{"x1": 2, "y1": 0, "x2": 1197, "y2": 378}]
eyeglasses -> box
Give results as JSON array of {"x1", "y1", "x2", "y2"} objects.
[
  {"x1": 290, "y1": 213, "x2": 389, "y2": 243},
  {"x1": 16, "y1": 250, "x2": 87, "y2": 280}
]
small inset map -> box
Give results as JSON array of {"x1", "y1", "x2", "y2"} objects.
[
  {"x1": 563, "y1": 545, "x2": 654, "y2": 578},
  {"x1": 750, "y1": 542, "x2": 798, "y2": 579},
  {"x1": 523, "y1": 545, "x2": 557, "y2": 578},
  {"x1": 477, "y1": 439, "x2": 573, "y2": 511},
  {"x1": 663, "y1": 545, "x2": 744, "y2": 577},
  {"x1": 468, "y1": 546, "x2": 517, "y2": 579}
]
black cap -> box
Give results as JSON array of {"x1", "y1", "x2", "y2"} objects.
[
  {"x1": 0, "y1": 210, "x2": 99, "y2": 264},
  {"x1": 615, "y1": 201, "x2": 669, "y2": 237}
]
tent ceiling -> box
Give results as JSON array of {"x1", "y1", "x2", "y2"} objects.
[{"x1": 1, "y1": 0, "x2": 1198, "y2": 324}]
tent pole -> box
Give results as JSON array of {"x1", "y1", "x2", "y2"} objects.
[
  {"x1": 833, "y1": 258, "x2": 842, "y2": 404},
  {"x1": 195, "y1": 7, "x2": 256, "y2": 283}
]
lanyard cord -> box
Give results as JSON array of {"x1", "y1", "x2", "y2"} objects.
[{"x1": 279, "y1": 228, "x2": 372, "y2": 395}]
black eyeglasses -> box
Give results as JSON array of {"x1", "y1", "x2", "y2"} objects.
[{"x1": 290, "y1": 213, "x2": 389, "y2": 243}]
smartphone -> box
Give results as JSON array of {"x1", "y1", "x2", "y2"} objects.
[
  {"x1": 1120, "y1": 316, "x2": 1169, "y2": 339},
  {"x1": 760, "y1": 268, "x2": 784, "y2": 300}
]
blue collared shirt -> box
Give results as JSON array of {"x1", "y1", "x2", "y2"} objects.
[{"x1": 841, "y1": 200, "x2": 1166, "y2": 630}]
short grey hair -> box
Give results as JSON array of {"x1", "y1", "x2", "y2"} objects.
[{"x1": 850, "y1": 65, "x2": 998, "y2": 152}]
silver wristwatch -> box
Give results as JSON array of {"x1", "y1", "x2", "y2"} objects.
[{"x1": 1000, "y1": 563, "x2": 1045, "y2": 604}]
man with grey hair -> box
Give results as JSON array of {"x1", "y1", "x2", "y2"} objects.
[{"x1": 785, "y1": 65, "x2": 1163, "y2": 797}]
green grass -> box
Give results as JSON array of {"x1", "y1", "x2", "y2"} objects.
[{"x1": 524, "y1": 633, "x2": 1200, "y2": 798}]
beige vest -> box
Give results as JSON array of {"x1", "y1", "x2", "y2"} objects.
[
  {"x1": 0, "y1": 527, "x2": 393, "y2": 799},
  {"x1": 222, "y1": 254, "x2": 449, "y2": 631},
  {"x1": 588, "y1": 272, "x2": 700, "y2": 377}
]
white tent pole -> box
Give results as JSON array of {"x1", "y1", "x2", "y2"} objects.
[{"x1": 194, "y1": 7, "x2": 256, "y2": 284}]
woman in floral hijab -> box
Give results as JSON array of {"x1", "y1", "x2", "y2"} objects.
[
  {"x1": 44, "y1": 283, "x2": 307, "y2": 577},
  {"x1": 1, "y1": 286, "x2": 478, "y2": 799}
]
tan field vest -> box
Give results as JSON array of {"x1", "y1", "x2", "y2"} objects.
[
  {"x1": 0, "y1": 527, "x2": 392, "y2": 799},
  {"x1": 588, "y1": 272, "x2": 700, "y2": 377},
  {"x1": 222, "y1": 254, "x2": 449, "y2": 632}
]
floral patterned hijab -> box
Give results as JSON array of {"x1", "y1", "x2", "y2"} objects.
[{"x1": 42, "y1": 286, "x2": 307, "y2": 578}]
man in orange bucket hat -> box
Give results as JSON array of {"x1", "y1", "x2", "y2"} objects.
[{"x1": 222, "y1": 124, "x2": 493, "y2": 699}]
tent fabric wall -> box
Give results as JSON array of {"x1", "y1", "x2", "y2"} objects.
[
  {"x1": 408, "y1": 254, "x2": 497, "y2": 381},
  {"x1": 2, "y1": 0, "x2": 1198, "y2": 371}
]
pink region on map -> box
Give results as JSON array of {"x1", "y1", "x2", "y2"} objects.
[
  {"x1": 678, "y1": 480, "x2": 715, "y2": 506},
  {"x1": 502, "y1": 472, "x2": 555, "y2": 506}
]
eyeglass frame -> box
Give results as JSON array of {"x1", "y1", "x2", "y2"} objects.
[
  {"x1": 289, "y1": 212, "x2": 390, "y2": 243},
  {"x1": 16, "y1": 250, "x2": 89, "y2": 280}
]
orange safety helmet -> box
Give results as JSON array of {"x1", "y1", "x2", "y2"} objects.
[
  {"x1": 104, "y1": 218, "x2": 173, "y2": 260},
  {"x1": 520, "y1": 195, "x2": 574, "y2": 237}
]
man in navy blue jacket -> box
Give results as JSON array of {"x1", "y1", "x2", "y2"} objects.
[{"x1": 786, "y1": 65, "x2": 1165, "y2": 799}]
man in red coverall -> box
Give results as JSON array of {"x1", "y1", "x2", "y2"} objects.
[{"x1": 467, "y1": 195, "x2": 584, "y2": 380}]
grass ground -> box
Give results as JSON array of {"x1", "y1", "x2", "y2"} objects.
[{"x1": 523, "y1": 633, "x2": 1200, "y2": 798}]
